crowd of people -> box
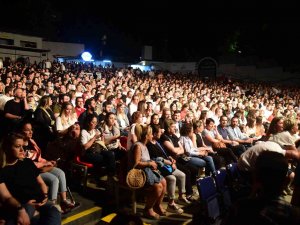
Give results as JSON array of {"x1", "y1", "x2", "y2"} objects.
[{"x1": 0, "y1": 59, "x2": 300, "y2": 224}]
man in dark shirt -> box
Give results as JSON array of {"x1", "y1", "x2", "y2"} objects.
[
  {"x1": 4, "y1": 88, "x2": 29, "y2": 132},
  {"x1": 78, "y1": 97, "x2": 97, "y2": 128}
]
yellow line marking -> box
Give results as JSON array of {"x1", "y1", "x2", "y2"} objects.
[
  {"x1": 62, "y1": 206, "x2": 102, "y2": 225},
  {"x1": 101, "y1": 213, "x2": 117, "y2": 222},
  {"x1": 100, "y1": 213, "x2": 150, "y2": 225},
  {"x1": 182, "y1": 219, "x2": 193, "y2": 225}
]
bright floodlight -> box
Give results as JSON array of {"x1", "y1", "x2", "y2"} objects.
[{"x1": 81, "y1": 52, "x2": 92, "y2": 61}]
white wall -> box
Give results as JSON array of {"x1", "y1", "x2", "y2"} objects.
[
  {"x1": 0, "y1": 32, "x2": 43, "y2": 48},
  {"x1": 0, "y1": 32, "x2": 46, "y2": 62},
  {"x1": 0, "y1": 48, "x2": 45, "y2": 62},
  {"x1": 42, "y1": 41, "x2": 85, "y2": 61}
]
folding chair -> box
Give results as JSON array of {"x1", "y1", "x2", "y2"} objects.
[
  {"x1": 197, "y1": 176, "x2": 221, "y2": 222},
  {"x1": 214, "y1": 169, "x2": 232, "y2": 212},
  {"x1": 70, "y1": 155, "x2": 94, "y2": 190},
  {"x1": 226, "y1": 163, "x2": 251, "y2": 201}
]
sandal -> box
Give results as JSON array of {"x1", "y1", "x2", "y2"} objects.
[
  {"x1": 61, "y1": 199, "x2": 75, "y2": 214},
  {"x1": 153, "y1": 206, "x2": 167, "y2": 216},
  {"x1": 143, "y1": 210, "x2": 160, "y2": 220}
]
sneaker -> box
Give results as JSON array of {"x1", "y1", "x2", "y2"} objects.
[
  {"x1": 177, "y1": 196, "x2": 192, "y2": 206},
  {"x1": 166, "y1": 204, "x2": 184, "y2": 214},
  {"x1": 53, "y1": 204, "x2": 62, "y2": 213}
]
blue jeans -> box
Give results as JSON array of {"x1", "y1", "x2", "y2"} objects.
[
  {"x1": 186, "y1": 156, "x2": 206, "y2": 169},
  {"x1": 186, "y1": 156, "x2": 216, "y2": 176},
  {"x1": 41, "y1": 167, "x2": 67, "y2": 200},
  {"x1": 4, "y1": 202, "x2": 61, "y2": 225},
  {"x1": 201, "y1": 155, "x2": 216, "y2": 175}
]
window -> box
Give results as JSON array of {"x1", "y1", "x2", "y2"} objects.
[
  {"x1": 0, "y1": 38, "x2": 14, "y2": 45},
  {"x1": 20, "y1": 41, "x2": 37, "y2": 48}
]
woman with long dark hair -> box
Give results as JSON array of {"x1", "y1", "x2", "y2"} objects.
[{"x1": 34, "y1": 95, "x2": 56, "y2": 150}]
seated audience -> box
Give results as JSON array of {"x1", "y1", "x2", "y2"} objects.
[
  {"x1": 222, "y1": 151, "x2": 300, "y2": 225},
  {"x1": 0, "y1": 133, "x2": 61, "y2": 225},
  {"x1": 20, "y1": 121, "x2": 75, "y2": 213},
  {"x1": 129, "y1": 125, "x2": 166, "y2": 219}
]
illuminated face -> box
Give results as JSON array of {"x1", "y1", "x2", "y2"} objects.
[
  {"x1": 108, "y1": 114, "x2": 116, "y2": 126},
  {"x1": 11, "y1": 138, "x2": 25, "y2": 160},
  {"x1": 231, "y1": 118, "x2": 239, "y2": 127},
  {"x1": 89, "y1": 117, "x2": 98, "y2": 129},
  {"x1": 169, "y1": 124, "x2": 176, "y2": 134},
  {"x1": 152, "y1": 115, "x2": 159, "y2": 125},
  {"x1": 277, "y1": 119, "x2": 284, "y2": 132},
  {"x1": 173, "y1": 113, "x2": 181, "y2": 122},
  {"x1": 164, "y1": 110, "x2": 171, "y2": 119},
  {"x1": 22, "y1": 123, "x2": 33, "y2": 140},
  {"x1": 206, "y1": 121, "x2": 215, "y2": 130},
  {"x1": 220, "y1": 117, "x2": 228, "y2": 127},
  {"x1": 76, "y1": 98, "x2": 84, "y2": 107},
  {"x1": 65, "y1": 105, "x2": 73, "y2": 115}
]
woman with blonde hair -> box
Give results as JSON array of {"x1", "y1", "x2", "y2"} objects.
[
  {"x1": 129, "y1": 125, "x2": 167, "y2": 219},
  {"x1": 56, "y1": 102, "x2": 77, "y2": 136},
  {"x1": 116, "y1": 103, "x2": 130, "y2": 136},
  {"x1": 127, "y1": 111, "x2": 143, "y2": 150}
]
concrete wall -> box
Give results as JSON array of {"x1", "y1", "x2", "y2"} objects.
[
  {"x1": 165, "y1": 62, "x2": 197, "y2": 73},
  {"x1": 43, "y1": 41, "x2": 85, "y2": 61},
  {"x1": 0, "y1": 32, "x2": 45, "y2": 62},
  {"x1": 0, "y1": 32, "x2": 42, "y2": 48},
  {"x1": 0, "y1": 48, "x2": 45, "y2": 62}
]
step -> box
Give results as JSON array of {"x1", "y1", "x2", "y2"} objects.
[{"x1": 62, "y1": 192, "x2": 102, "y2": 225}]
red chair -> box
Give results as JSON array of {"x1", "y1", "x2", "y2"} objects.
[
  {"x1": 119, "y1": 136, "x2": 128, "y2": 150},
  {"x1": 70, "y1": 155, "x2": 94, "y2": 189}
]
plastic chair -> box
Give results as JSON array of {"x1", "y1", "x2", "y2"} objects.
[
  {"x1": 70, "y1": 155, "x2": 94, "y2": 189},
  {"x1": 226, "y1": 163, "x2": 251, "y2": 201},
  {"x1": 197, "y1": 176, "x2": 221, "y2": 222},
  {"x1": 214, "y1": 169, "x2": 232, "y2": 211},
  {"x1": 119, "y1": 136, "x2": 128, "y2": 150}
]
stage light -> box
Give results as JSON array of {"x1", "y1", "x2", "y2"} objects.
[{"x1": 81, "y1": 52, "x2": 93, "y2": 61}]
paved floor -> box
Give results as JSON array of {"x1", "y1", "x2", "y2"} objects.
[{"x1": 64, "y1": 179, "x2": 294, "y2": 225}]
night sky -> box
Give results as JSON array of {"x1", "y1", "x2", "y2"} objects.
[{"x1": 1, "y1": 1, "x2": 300, "y2": 65}]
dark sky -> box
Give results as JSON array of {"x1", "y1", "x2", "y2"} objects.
[{"x1": 1, "y1": 1, "x2": 300, "y2": 64}]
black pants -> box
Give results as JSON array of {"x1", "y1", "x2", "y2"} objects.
[{"x1": 215, "y1": 147, "x2": 238, "y2": 166}]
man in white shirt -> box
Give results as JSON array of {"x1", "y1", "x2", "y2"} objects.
[{"x1": 0, "y1": 86, "x2": 14, "y2": 111}]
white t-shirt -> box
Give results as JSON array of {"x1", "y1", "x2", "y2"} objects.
[
  {"x1": 238, "y1": 141, "x2": 286, "y2": 172},
  {"x1": 269, "y1": 131, "x2": 296, "y2": 148},
  {"x1": 56, "y1": 116, "x2": 77, "y2": 131},
  {"x1": 81, "y1": 129, "x2": 98, "y2": 145}
]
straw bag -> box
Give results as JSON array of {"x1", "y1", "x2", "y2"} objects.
[{"x1": 126, "y1": 167, "x2": 146, "y2": 189}]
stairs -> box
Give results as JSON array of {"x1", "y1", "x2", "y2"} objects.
[{"x1": 61, "y1": 192, "x2": 102, "y2": 225}]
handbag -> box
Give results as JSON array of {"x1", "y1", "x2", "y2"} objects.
[
  {"x1": 159, "y1": 164, "x2": 174, "y2": 177},
  {"x1": 126, "y1": 164, "x2": 146, "y2": 189},
  {"x1": 212, "y1": 141, "x2": 226, "y2": 149},
  {"x1": 88, "y1": 141, "x2": 107, "y2": 154}
]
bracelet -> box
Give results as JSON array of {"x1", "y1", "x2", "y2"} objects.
[{"x1": 44, "y1": 193, "x2": 48, "y2": 197}]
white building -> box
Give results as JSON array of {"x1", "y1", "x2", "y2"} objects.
[{"x1": 0, "y1": 31, "x2": 85, "y2": 63}]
